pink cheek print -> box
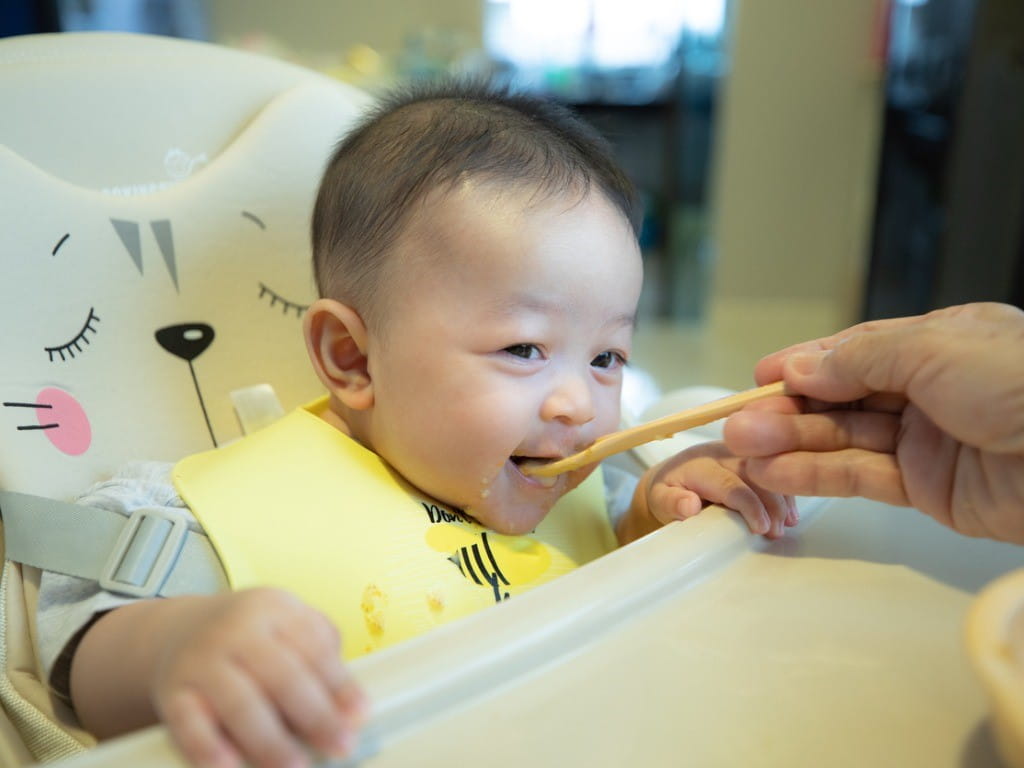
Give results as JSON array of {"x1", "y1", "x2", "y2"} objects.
[{"x1": 36, "y1": 387, "x2": 92, "y2": 456}]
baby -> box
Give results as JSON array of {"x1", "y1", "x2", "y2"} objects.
[{"x1": 40, "y1": 80, "x2": 795, "y2": 768}]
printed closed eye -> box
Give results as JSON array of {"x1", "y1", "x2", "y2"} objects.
[
  {"x1": 45, "y1": 307, "x2": 101, "y2": 363},
  {"x1": 258, "y1": 282, "x2": 308, "y2": 318}
]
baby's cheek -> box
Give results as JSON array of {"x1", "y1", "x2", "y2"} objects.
[
  {"x1": 37, "y1": 387, "x2": 91, "y2": 456},
  {"x1": 597, "y1": 389, "x2": 623, "y2": 431},
  {"x1": 566, "y1": 463, "x2": 599, "y2": 494}
]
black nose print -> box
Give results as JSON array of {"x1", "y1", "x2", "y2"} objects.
[{"x1": 156, "y1": 323, "x2": 215, "y2": 362}]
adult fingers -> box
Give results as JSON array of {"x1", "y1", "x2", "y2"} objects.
[
  {"x1": 789, "y1": 306, "x2": 1024, "y2": 451},
  {"x1": 753, "y1": 312, "x2": 932, "y2": 386},
  {"x1": 754, "y1": 338, "x2": 831, "y2": 386},
  {"x1": 743, "y1": 448, "x2": 909, "y2": 507},
  {"x1": 780, "y1": 325, "x2": 932, "y2": 403},
  {"x1": 723, "y1": 409, "x2": 901, "y2": 457},
  {"x1": 740, "y1": 394, "x2": 804, "y2": 414}
]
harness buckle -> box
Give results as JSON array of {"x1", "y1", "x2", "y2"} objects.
[{"x1": 98, "y1": 507, "x2": 189, "y2": 597}]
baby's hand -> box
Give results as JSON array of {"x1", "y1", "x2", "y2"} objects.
[
  {"x1": 152, "y1": 588, "x2": 367, "y2": 768},
  {"x1": 641, "y1": 441, "x2": 797, "y2": 539}
]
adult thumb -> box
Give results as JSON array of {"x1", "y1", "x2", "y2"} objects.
[{"x1": 780, "y1": 326, "x2": 923, "y2": 404}]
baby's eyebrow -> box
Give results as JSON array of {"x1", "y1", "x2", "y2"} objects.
[
  {"x1": 611, "y1": 312, "x2": 638, "y2": 332},
  {"x1": 488, "y1": 294, "x2": 561, "y2": 316},
  {"x1": 487, "y1": 296, "x2": 637, "y2": 331}
]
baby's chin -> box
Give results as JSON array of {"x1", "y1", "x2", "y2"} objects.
[
  {"x1": 465, "y1": 465, "x2": 597, "y2": 534},
  {"x1": 463, "y1": 494, "x2": 554, "y2": 536}
]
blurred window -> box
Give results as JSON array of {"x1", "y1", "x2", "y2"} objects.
[{"x1": 485, "y1": 0, "x2": 725, "y2": 71}]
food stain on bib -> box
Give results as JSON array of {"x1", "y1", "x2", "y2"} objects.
[
  {"x1": 425, "y1": 586, "x2": 445, "y2": 616},
  {"x1": 360, "y1": 583, "x2": 387, "y2": 638}
]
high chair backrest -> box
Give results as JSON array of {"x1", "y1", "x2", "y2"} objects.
[
  {"x1": 0, "y1": 31, "x2": 370, "y2": 501},
  {"x1": 0, "y1": 31, "x2": 369, "y2": 763}
]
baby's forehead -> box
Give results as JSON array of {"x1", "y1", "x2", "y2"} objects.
[
  {"x1": 425, "y1": 174, "x2": 577, "y2": 211},
  {"x1": 398, "y1": 178, "x2": 639, "y2": 275},
  {"x1": 413, "y1": 177, "x2": 605, "y2": 236},
  {"x1": 396, "y1": 184, "x2": 559, "y2": 276}
]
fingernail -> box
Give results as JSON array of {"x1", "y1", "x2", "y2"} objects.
[
  {"x1": 788, "y1": 351, "x2": 826, "y2": 377},
  {"x1": 341, "y1": 689, "x2": 371, "y2": 725},
  {"x1": 329, "y1": 729, "x2": 357, "y2": 758}
]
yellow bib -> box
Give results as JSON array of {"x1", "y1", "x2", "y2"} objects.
[{"x1": 172, "y1": 398, "x2": 616, "y2": 659}]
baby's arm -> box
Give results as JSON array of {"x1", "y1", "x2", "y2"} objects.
[
  {"x1": 616, "y1": 441, "x2": 797, "y2": 545},
  {"x1": 70, "y1": 589, "x2": 367, "y2": 768}
]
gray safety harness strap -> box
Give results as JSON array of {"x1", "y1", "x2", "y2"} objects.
[{"x1": 0, "y1": 490, "x2": 228, "y2": 598}]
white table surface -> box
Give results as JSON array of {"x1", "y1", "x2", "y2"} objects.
[{"x1": 58, "y1": 497, "x2": 1024, "y2": 768}]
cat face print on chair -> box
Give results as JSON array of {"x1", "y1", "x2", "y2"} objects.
[{"x1": 0, "y1": 33, "x2": 370, "y2": 499}]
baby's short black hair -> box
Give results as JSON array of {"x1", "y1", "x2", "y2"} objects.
[{"x1": 312, "y1": 79, "x2": 640, "y2": 329}]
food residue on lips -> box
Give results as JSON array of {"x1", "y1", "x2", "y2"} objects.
[{"x1": 480, "y1": 472, "x2": 498, "y2": 499}]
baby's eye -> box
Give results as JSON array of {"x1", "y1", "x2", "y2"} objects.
[
  {"x1": 591, "y1": 351, "x2": 626, "y2": 370},
  {"x1": 504, "y1": 343, "x2": 543, "y2": 360}
]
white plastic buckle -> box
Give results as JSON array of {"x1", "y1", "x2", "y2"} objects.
[{"x1": 98, "y1": 508, "x2": 189, "y2": 597}]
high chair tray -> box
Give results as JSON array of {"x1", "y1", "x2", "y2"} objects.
[{"x1": 54, "y1": 496, "x2": 1023, "y2": 767}]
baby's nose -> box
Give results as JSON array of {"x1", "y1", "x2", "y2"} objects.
[{"x1": 540, "y1": 375, "x2": 595, "y2": 426}]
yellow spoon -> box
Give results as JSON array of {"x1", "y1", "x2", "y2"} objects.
[{"x1": 523, "y1": 380, "x2": 789, "y2": 478}]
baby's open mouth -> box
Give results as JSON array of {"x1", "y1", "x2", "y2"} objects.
[
  {"x1": 510, "y1": 455, "x2": 553, "y2": 468},
  {"x1": 510, "y1": 455, "x2": 559, "y2": 487}
]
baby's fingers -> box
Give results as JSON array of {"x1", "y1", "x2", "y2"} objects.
[
  {"x1": 161, "y1": 687, "x2": 241, "y2": 768},
  {"x1": 278, "y1": 616, "x2": 369, "y2": 731},
  {"x1": 785, "y1": 496, "x2": 800, "y2": 528},
  {"x1": 201, "y1": 663, "x2": 309, "y2": 768},
  {"x1": 647, "y1": 483, "x2": 704, "y2": 526},
  {"x1": 240, "y1": 638, "x2": 359, "y2": 762},
  {"x1": 750, "y1": 486, "x2": 795, "y2": 539},
  {"x1": 671, "y1": 459, "x2": 772, "y2": 536}
]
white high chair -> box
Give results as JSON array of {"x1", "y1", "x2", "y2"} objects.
[{"x1": 2, "y1": 31, "x2": 1023, "y2": 768}]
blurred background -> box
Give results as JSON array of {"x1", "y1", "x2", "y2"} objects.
[{"x1": 3, "y1": 0, "x2": 1022, "y2": 391}]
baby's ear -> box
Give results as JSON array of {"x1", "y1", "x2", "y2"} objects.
[{"x1": 304, "y1": 299, "x2": 374, "y2": 410}]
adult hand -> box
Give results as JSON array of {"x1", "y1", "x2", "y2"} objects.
[{"x1": 722, "y1": 303, "x2": 1024, "y2": 544}]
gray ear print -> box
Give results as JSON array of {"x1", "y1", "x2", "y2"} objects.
[
  {"x1": 111, "y1": 219, "x2": 142, "y2": 273},
  {"x1": 110, "y1": 219, "x2": 180, "y2": 292},
  {"x1": 150, "y1": 220, "x2": 179, "y2": 292},
  {"x1": 155, "y1": 323, "x2": 217, "y2": 447}
]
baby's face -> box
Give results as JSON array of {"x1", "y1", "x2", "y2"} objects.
[{"x1": 361, "y1": 181, "x2": 643, "y2": 534}]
